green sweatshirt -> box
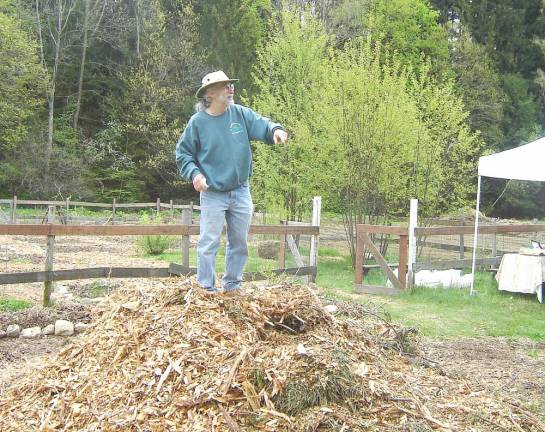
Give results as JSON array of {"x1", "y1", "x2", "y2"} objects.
[{"x1": 176, "y1": 104, "x2": 283, "y2": 192}]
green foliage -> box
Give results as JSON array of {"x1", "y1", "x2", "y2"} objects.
[
  {"x1": 0, "y1": 0, "x2": 542, "y2": 220},
  {"x1": 0, "y1": 1, "x2": 46, "y2": 193},
  {"x1": 135, "y1": 214, "x2": 174, "y2": 255},
  {"x1": 0, "y1": 297, "x2": 32, "y2": 312},
  {"x1": 251, "y1": 10, "x2": 480, "y2": 240},
  {"x1": 331, "y1": 0, "x2": 450, "y2": 77},
  {"x1": 324, "y1": 41, "x2": 426, "y2": 217},
  {"x1": 501, "y1": 73, "x2": 542, "y2": 148},
  {"x1": 249, "y1": 11, "x2": 331, "y2": 220},
  {"x1": 407, "y1": 62, "x2": 484, "y2": 214},
  {"x1": 490, "y1": 181, "x2": 545, "y2": 219},
  {"x1": 431, "y1": 0, "x2": 545, "y2": 151},
  {"x1": 449, "y1": 34, "x2": 506, "y2": 148},
  {"x1": 193, "y1": 0, "x2": 271, "y2": 89}
]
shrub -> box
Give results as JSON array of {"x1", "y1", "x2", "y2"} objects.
[
  {"x1": 136, "y1": 234, "x2": 173, "y2": 255},
  {"x1": 135, "y1": 213, "x2": 173, "y2": 255}
]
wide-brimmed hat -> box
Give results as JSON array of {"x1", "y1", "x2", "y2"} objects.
[{"x1": 195, "y1": 70, "x2": 239, "y2": 98}]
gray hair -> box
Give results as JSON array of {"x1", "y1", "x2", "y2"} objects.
[{"x1": 194, "y1": 95, "x2": 212, "y2": 113}]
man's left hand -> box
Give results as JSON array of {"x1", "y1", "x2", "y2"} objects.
[{"x1": 273, "y1": 129, "x2": 288, "y2": 144}]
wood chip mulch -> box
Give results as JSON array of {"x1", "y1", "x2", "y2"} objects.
[{"x1": 0, "y1": 278, "x2": 543, "y2": 431}]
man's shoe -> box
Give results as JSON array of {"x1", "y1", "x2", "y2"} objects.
[
  {"x1": 223, "y1": 288, "x2": 244, "y2": 297},
  {"x1": 201, "y1": 288, "x2": 218, "y2": 296}
]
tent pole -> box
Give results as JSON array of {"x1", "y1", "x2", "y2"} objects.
[{"x1": 470, "y1": 175, "x2": 482, "y2": 296}]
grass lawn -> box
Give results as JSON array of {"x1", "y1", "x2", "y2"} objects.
[
  {"x1": 143, "y1": 240, "x2": 545, "y2": 340},
  {"x1": 317, "y1": 254, "x2": 545, "y2": 340},
  {"x1": 0, "y1": 297, "x2": 32, "y2": 312}
]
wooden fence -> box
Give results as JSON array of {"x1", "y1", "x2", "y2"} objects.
[
  {"x1": 0, "y1": 198, "x2": 321, "y2": 306},
  {"x1": 0, "y1": 196, "x2": 199, "y2": 224},
  {"x1": 355, "y1": 222, "x2": 545, "y2": 295}
]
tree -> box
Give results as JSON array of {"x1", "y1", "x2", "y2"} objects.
[
  {"x1": 95, "y1": 0, "x2": 203, "y2": 199},
  {"x1": 192, "y1": 0, "x2": 271, "y2": 92},
  {"x1": 323, "y1": 41, "x2": 481, "y2": 258},
  {"x1": 330, "y1": 0, "x2": 450, "y2": 77},
  {"x1": 450, "y1": 34, "x2": 505, "y2": 148},
  {"x1": 249, "y1": 11, "x2": 332, "y2": 220},
  {"x1": 34, "y1": 0, "x2": 78, "y2": 164},
  {"x1": 430, "y1": 0, "x2": 545, "y2": 150},
  {"x1": 0, "y1": 0, "x2": 46, "y2": 194},
  {"x1": 73, "y1": 0, "x2": 107, "y2": 129},
  {"x1": 250, "y1": 11, "x2": 481, "y2": 259}
]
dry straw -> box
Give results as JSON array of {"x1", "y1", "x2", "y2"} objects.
[{"x1": 0, "y1": 278, "x2": 543, "y2": 431}]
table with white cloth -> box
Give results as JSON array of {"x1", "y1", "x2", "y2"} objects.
[{"x1": 496, "y1": 251, "x2": 545, "y2": 303}]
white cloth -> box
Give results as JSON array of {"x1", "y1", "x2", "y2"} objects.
[{"x1": 496, "y1": 254, "x2": 544, "y2": 302}]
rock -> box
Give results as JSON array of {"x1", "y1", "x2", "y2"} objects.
[
  {"x1": 42, "y1": 324, "x2": 55, "y2": 335},
  {"x1": 54, "y1": 320, "x2": 74, "y2": 336},
  {"x1": 74, "y1": 322, "x2": 89, "y2": 334},
  {"x1": 6, "y1": 324, "x2": 21, "y2": 338},
  {"x1": 55, "y1": 284, "x2": 69, "y2": 295},
  {"x1": 296, "y1": 343, "x2": 310, "y2": 356},
  {"x1": 0, "y1": 331, "x2": 6, "y2": 338},
  {"x1": 51, "y1": 292, "x2": 74, "y2": 302},
  {"x1": 21, "y1": 326, "x2": 42, "y2": 338},
  {"x1": 257, "y1": 240, "x2": 280, "y2": 260},
  {"x1": 79, "y1": 296, "x2": 105, "y2": 306},
  {"x1": 324, "y1": 304, "x2": 338, "y2": 314}
]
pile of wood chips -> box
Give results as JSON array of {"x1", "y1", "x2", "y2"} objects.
[{"x1": 0, "y1": 278, "x2": 543, "y2": 431}]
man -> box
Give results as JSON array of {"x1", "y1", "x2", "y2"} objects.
[{"x1": 176, "y1": 71, "x2": 288, "y2": 294}]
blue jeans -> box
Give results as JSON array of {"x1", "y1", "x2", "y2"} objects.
[{"x1": 197, "y1": 182, "x2": 253, "y2": 291}]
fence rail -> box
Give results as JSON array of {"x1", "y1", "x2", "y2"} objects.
[
  {"x1": 0, "y1": 224, "x2": 319, "y2": 236},
  {"x1": 0, "y1": 198, "x2": 199, "y2": 210},
  {"x1": 0, "y1": 197, "x2": 322, "y2": 306},
  {"x1": 0, "y1": 196, "x2": 203, "y2": 225}
]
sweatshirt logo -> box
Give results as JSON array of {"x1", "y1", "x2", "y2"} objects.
[{"x1": 229, "y1": 122, "x2": 243, "y2": 134}]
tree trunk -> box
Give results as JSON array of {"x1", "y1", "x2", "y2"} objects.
[
  {"x1": 73, "y1": 0, "x2": 89, "y2": 129},
  {"x1": 134, "y1": 0, "x2": 141, "y2": 58},
  {"x1": 46, "y1": 3, "x2": 63, "y2": 164}
]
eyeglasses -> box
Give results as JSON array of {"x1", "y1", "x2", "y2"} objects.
[{"x1": 218, "y1": 82, "x2": 234, "y2": 91}]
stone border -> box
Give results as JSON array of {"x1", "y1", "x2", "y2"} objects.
[{"x1": 0, "y1": 320, "x2": 89, "y2": 339}]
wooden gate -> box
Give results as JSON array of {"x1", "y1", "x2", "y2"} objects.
[{"x1": 354, "y1": 224, "x2": 408, "y2": 295}]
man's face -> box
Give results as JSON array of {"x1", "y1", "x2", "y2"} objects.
[{"x1": 208, "y1": 82, "x2": 235, "y2": 105}]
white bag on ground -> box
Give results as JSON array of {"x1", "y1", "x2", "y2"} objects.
[{"x1": 386, "y1": 268, "x2": 472, "y2": 289}]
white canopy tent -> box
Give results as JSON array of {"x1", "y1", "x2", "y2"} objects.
[{"x1": 470, "y1": 137, "x2": 545, "y2": 295}]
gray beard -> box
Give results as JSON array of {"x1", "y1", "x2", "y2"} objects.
[{"x1": 218, "y1": 94, "x2": 234, "y2": 105}]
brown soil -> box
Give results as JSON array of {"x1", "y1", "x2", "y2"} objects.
[{"x1": 420, "y1": 337, "x2": 545, "y2": 412}]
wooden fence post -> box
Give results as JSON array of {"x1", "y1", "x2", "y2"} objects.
[
  {"x1": 112, "y1": 198, "x2": 116, "y2": 225},
  {"x1": 181, "y1": 204, "x2": 193, "y2": 269},
  {"x1": 65, "y1": 198, "x2": 70, "y2": 224},
  {"x1": 278, "y1": 220, "x2": 287, "y2": 269},
  {"x1": 354, "y1": 227, "x2": 364, "y2": 287},
  {"x1": 43, "y1": 205, "x2": 56, "y2": 307},
  {"x1": 459, "y1": 233, "x2": 465, "y2": 259},
  {"x1": 398, "y1": 234, "x2": 408, "y2": 288},
  {"x1": 156, "y1": 198, "x2": 161, "y2": 218},
  {"x1": 407, "y1": 199, "x2": 418, "y2": 288},
  {"x1": 170, "y1": 199, "x2": 174, "y2": 221},
  {"x1": 491, "y1": 219, "x2": 497, "y2": 257},
  {"x1": 10, "y1": 195, "x2": 17, "y2": 224},
  {"x1": 309, "y1": 196, "x2": 321, "y2": 283}
]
